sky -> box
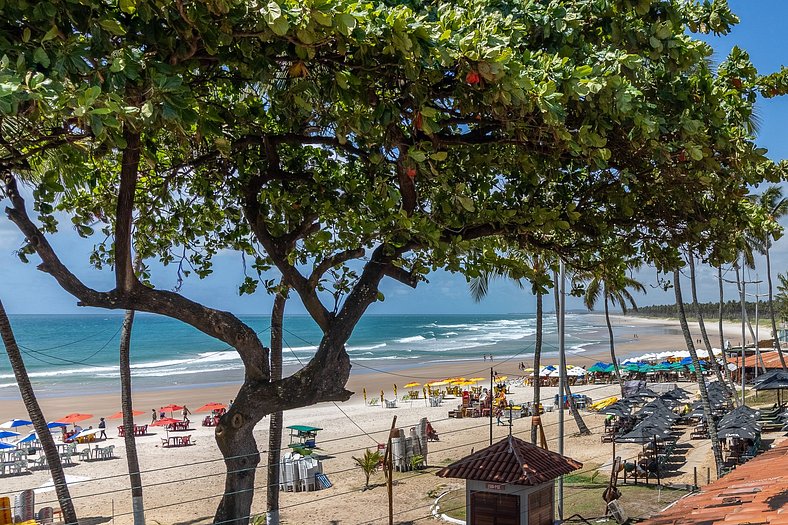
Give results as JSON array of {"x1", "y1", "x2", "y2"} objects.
[{"x1": 1, "y1": 0, "x2": 787, "y2": 316}]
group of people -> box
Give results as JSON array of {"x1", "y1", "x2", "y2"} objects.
[{"x1": 478, "y1": 387, "x2": 511, "y2": 426}]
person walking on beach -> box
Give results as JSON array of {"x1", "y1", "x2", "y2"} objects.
[
  {"x1": 151, "y1": 409, "x2": 157, "y2": 424},
  {"x1": 98, "y1": 417, "x2": 107, "y2": 440},
  {"x1": 182, "y1": 405, "x2": 191, "y2": 422}
]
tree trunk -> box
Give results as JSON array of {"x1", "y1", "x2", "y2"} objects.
[
  {"x1": 604, "y1": 291, "x2": 624, "y2": 396},
  {"x1": 735, "y1": 264, "x2": 757, "y2": 344},
  {"x1": 551, "y1": 272, "x2": 590, "y2": 435},
  {"x1": 674, "y1": 269, "x2": 723, "y2": 477},
  {"x1": 0, "y1": 299, "x2": 78, "y2": 523},
  {"x1": 688, "y1": 254, "x2": 725, "y2": 387},
  {"x1": 119, "y1": 309, "x2": 145, "y2": 525},
  {"x1": 766, "y1": 243, "x2": 788, "y2": 370},
  {"x1": 266, "y1": 289, "x2": 287, "y2": 525},
  {"x1": 531, "y1": 292, "x2": 542, "y2": 444}
]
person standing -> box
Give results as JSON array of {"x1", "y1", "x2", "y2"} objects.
[
  {"x1": 98, "y1": 417, "x2": 107, "y2": 440},
  {"x1": 181, "y1": 405, "x2": 191, "y2": 422},
  {"x1": 151, "y1": 409, "x2": 157, "y2": 423}
]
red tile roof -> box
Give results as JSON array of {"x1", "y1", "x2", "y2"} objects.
[
  {"x1": 435, "y1": 435, "x2": 582, "y2": 486},
  {"x1": 640, "y1": 439, "x2": 788, "y2": 525},
  {"x1": 728, "y1": 351, "x2": 786, "y2": 370}
]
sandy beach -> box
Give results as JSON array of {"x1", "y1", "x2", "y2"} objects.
[{"x1": 0, "y1": 314, "x2": 768, "y2": 524}]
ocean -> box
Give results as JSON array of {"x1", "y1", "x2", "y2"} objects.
[{"x1": 0, "y1": 313, "x2": 650, "y2": 398}]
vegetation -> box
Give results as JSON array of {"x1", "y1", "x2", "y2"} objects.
[
  {"x1": 353, "y1": 449, "x2": 384, "y2": 490},
  {"x1": 0, "y1": 1, "x2": 785, "y2": 522},
  {"x1": 630, "y1": 300, "x2": 783, "y2": 323}
]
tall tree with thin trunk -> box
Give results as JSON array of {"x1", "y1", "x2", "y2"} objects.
[
  {"x1": 119, "y1": 308, "x2": 145, "y2": 525},
  {"x1": 582, "y1": 267, "x2": 645, "y2": 397},
  {"x1": 673, "y1": 269, "x2": 723, "y2": 477},
  {"x1": 266, "y1": 286, "x2": 287, "y2": 525},
  {"x1": 0, "y1": 299, "x2": 78, "y2": 523},
  {"x1": 552, "y1": 270, "x2": 591, "y2": 436},
  {"x1": 753, "y1": 186, "x2": 788, "y2": 370},
  {"x1": 687, "y1": 252, "x2": 727, "y2": 387}
]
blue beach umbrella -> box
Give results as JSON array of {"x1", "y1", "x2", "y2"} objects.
[
  {"x1": 0, "y1": 442, "x2": 15, "y2": 450},
  {"x1": 47, "y1": 421, "x2": 69, "y2": 429},
  {"x1": 0, "y1": 419, "x2": 32, "y2": 429},
  {"x1": 17, "y1": 432, "x2": 38, "y2": 444},
  {"x1": 0, "y1": 430, "x2": 21, "y2": 440}
]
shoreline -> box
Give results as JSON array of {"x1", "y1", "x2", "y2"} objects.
[{"x1": 0, "y1": 313, "x2": 746, "y2": 418}]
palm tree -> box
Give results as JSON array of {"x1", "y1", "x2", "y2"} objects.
[
  {"x1": 119, "y1": 308, "x2": 145, "y2": 525},
  {"x1": 582, "y1": 266, "x2": 645, "y2": 397},
  {"x1": 673, "y1": 268, "x2": 723, "y2": 476},
  {"x1": 470, "y1": 255, "x2": 590, "y2": 438},
  {"x1": 266, "y1": 286, "x2": 287, "y2": 525},
  {"x1": 353, "y1": 449, "x2": 383, "y2": 490},
  {"x1": 0, "y1": 299, "x2": 78, "y2": 524},
  {"x1": 687, "y1": 252, "x2": 728, "y2": 388},
  {"x1": 753, "y1": 186, "x2": 788, "y2": 370}
]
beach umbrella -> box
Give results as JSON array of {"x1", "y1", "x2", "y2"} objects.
[
  {"x1": 496, "y1": 375, "x2": 508, "y2": 382},
  {"x1": 0, "y1": 442, "x2": 14, "y2": 450},
  {"x1": 616, "y1": 424, "x2": 671, "y2": 443},
  {"x1": 404, "y1": 382, "x2": 420, "y2": 388},
  {"x1": 469, "y1": 377, "x2": 486, "y2": 382},
  {"x1": 380, "y1": 390, "x2": 384, "y2": 404},
  {"x1": 151, "y1": 417, "x2": 180, "y2": 427},
  {"x1": 107, "y1": 410, "x2": 146, "y2": 419},
  {"x1": 393, "y1": 384, "x2": 398, "y2": 398},
  {"x1": 194, "y1": 403, "x2": 226, "y2": 414},
  {"x1": 0, "y1": 430, "x2": 20, "y2": 440},
  {"x1": 0, "y1": 419, "x2": 32, "y2": 428},
  {"x1": 754, "y1": 370, "x2": 788, "y2": 385},
  {"x1": 159, "y1": 404, "x2": 184, "y2": 416},
  {"x1": 57, "y1": 413, "x2": 93, "y2": 424},
  {"x1": 17, "y1": 432, "x2": 38, "y2": 444},
  {"x1": 363, "y1": 388, "x2": 367, "y2": 404},
  {"x1": 47, "y1": 421, "x2": 69, "y2": 429},
  {"x1": 717, "y1": 426, "x2": 757, "y2": 440},
  {"x1": 71, "y1": 428, "x2": 103, "y2": 441},
  {"x1": 754, "y1": 374, "x2": 788, "y2": 391}
]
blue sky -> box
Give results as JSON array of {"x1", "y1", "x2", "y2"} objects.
[{"x1": 1, "y1": 0, "x2": 787, "y2": 316}]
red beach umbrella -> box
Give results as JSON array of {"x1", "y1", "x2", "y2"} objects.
[
  {"x1": 107, "y1": 410, "x2": 145, "y2": 420},
  {"x1": 159, "y1": 404, "x2": 184, "y2": 417},
  {"x1": 195, "y1": 402, "x2": 227, "y2": 413},
  {"x1": 151, "y1": 417, "x2": 181, "y2": 427},
  {"x1": 57, "y1": 413, "x2": 93, "y2": 424}
]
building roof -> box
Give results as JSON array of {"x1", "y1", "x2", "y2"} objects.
[
  {"x1": 435, "y1": 435, "x2": 582, "y2": 486},
  {"x1": 728, "y1": 351, "x2": 787, "y2": 370},
  {"x1": 640, "y1": 439, "x2": 788, "y2": 525}
]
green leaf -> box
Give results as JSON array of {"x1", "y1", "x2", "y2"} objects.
[
  {"x1": 408, "y1": 149, "x2": 426, "y2": 162},
  {"x1": 430, "y1": 151, "x2": 448, "y2": 161},
  {"x1": 140, "y1": 100, "x2": 154, "y2": 119},
  {"x1": 99, "y1": 19, "x2": 126, "y2": 36},
  {"x1": 42, "y1": 25, "x2": 59, "y2": 42},
  {"x1": 119, "y1": 0, "x2": 137, "y2": 14},
  {"x1": 22, "y1": 28, "x2": 31, "y2": 43},
  {"x1": 264, "y1": 1, "x2": 282, "y2": 24},
  {"x1": 33, "y1": 47, "x2": 50, "y2": 67},
  {"x1": 270, "y1": 17, "x2": 289, "y2": 36}
]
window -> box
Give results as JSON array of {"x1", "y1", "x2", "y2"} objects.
[{"x1": 471, "y1": 491, "x2": 520, "y2": 525}]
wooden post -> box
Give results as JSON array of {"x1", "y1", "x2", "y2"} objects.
[
  {"x1": 707, "y1": 467, "x2": 711, "y2": 485},
  {"x1": 694, "y1": 467, "x2": 698, "y2": 489},
  {"x1": 386, "y1": 416, "x2": 397, "y2": 525}
]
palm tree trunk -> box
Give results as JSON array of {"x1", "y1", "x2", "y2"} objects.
[
  {"x1": 735, "y1": 264, "x2": 757, "y2": 344},
  {"x1": 531, "y1": 292, "x2": 542, "y2": 445},
  {"x1": 604, "y1": 291, "x2": 624, "y2": 396},
  {"x1": 688, "y1": 254, "x2": 725, "y2": 386},
  {"x1": 119, "y1": 309, "x2": 145, "y2": 525},
  {"x1": 0, "y1": 299, "x2": 78, "y2": 523},
  {"x1": 766, "y1": 243, "x2": 788, "y2": 370},
  {"x1": 266, "y1": 288, "x2": 287, "y2": 525},
  {"x1": 719, "y1": 266, "x2": 740, "y2": 406},
  {"x1": 552, "y1": 271, "x2": 590, "y2": 435},
  {"x1": 673, "y1": 269, "x2": 723, "y2": 477}
]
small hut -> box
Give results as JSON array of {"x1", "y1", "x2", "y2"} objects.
[{"x1": 436, "y1": 435, "x2": 581, "y2": 525}]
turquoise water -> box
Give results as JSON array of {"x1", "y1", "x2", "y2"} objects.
[{"x1": 0, "y1": 313, "x2": 646, "y2": 398}]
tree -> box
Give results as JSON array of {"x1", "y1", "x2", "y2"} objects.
[
  {"x1": 686, "y1": 252, "x2": 729, "y2": 389},
  {"x1": 266, "y1": 286, "x2": 287, "y2": 525},
  {"x1": 752, "y1": 186, "x2": 788, "y2": 370},
  {"x1": 119, "y1": 308, "x2": 145, "y2": 525},
  {"x1": 581, "y1": 263, "x2": 646, "y2": 396},
  {"x1": 0, "y1": 300, "x2": 78, "y2": 524},
  {"x1": 352, "y1": 449, "x2": 383, "y2": 491},
  {"x1": 673, "y1": 269, "x2": 723, "y2": 477},
  {"x1": 0, "y1": 2, "x2": 782, "y2": 523}
]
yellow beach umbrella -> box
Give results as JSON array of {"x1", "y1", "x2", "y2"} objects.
[
  {"x1": 496, "y1": 375, "x2": 508, "y2": 382},
  {"x1": 404, "y1": 382, "x2": 420, "y2": 388},
  {"x1": 393, "y1": 384, "x2": 398, "y2": 398},
  {"x1": 428, "y1": 380, "x2": 449, "y2": 387}
]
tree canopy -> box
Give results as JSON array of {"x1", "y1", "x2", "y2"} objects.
[{"x1": 1, "y1": 0, "x2": 786, "y2": 522}]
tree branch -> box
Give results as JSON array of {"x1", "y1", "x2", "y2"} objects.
[
  {"x1": 2, "y1": 172, "x2": 270, "y2": 381},
  {"x1": 308, "y1": 248, "x2": 366, "y2": 288},
  {"x1": 115, "y1": 130, "x2": 141, "y2": 292},
  {"x1": 383, "y1": 265, "x2": 418, "y2": 288}
]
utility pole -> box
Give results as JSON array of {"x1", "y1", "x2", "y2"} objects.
[
  {"x1": 557, "y1": 259, "x2": 566, "y2": 522},
  {"x1": 744, "y1": 278, "x2": 767, "y2": 377}
]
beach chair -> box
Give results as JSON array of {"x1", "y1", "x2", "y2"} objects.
[
  {"x1": 78, "y1": 448, "x2": 91, "y2": 462},
  {"x1": 297, "y1": 459, "x2": 315, "y2": 492},
  {"x1": 59, "y1": 450, "x2": 73, "y2": 466},
  {"x1": 37, "y1": 507, "x2": 54, "y2": 525},
  {"x1": 34, "y1": 456, "x2": 48, "y2": 469}
]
